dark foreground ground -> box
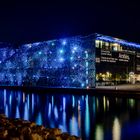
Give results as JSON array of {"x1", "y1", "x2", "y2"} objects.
[{"x1": 0, "y1": 114, "x2": 80, "y2": 140}]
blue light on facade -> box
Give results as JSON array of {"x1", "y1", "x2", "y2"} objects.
[
  {"x1": 28, "y1": 44, "x2": 32, "y2": 48},
  {"x1": 38, "y1": 51, "x2": 42, "y2": 55},
  {"x1": 59, "y1": 49, "x2": 64, "y2": 54},
  {"x1": 51, "y1": 42, "x2": 55, "y2": 46},
  {"x1": 81, "y1": 83, "x2": 85, "y2": 87},
  {"x1": 73, "y1": 46, "x2": 78, "y2": 51},
  {"x1": 59, "y1": 57, "x2": 64, "y2": 62},
  {"x1": 62, "y1": 40, "x2": 67, "y2": 46},
  {"x1": 72, "y1": 50, "x2": 75, "y2": 54},
  {"x1": 70, "y1": 56, "x2": 74, "y2": 61}
]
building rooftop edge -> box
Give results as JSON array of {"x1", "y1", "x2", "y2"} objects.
[{"x1": 95, "y1": 33, "x2": 140, "y2": 48}]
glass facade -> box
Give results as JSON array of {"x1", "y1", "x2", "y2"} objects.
[{"x1": 95, "y1": 34, "x2": 140, "y2": 86}]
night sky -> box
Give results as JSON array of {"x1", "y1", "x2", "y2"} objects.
[{"x1": 0, "y1": 0, "x2": 140, "y2": 46}]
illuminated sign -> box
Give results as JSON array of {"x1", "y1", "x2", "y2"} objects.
[
  {"x1": 99, "y1": 51, "x2": 131, "y2": 63},
  {"x1": 101, "y1": 57, "x2": 117, "y2": 63},
  {"x1": 118, "y1": 53, "x2": 130, "y2": 62},
  {"x1": 101, "y1": 50, "x2": 112, "y2": 56},
  {"x1": 119, "y1": 53, "x2": 130, "y2": 60}
]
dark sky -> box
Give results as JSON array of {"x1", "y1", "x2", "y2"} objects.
[{"x1": 0, "y1": 0, "x2": 140, "y2": 45}]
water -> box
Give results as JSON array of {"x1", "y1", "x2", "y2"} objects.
[{"x1": 0, "y1": 89, "x2": 140, "y2": 140}]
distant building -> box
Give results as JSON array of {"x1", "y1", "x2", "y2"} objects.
[{"x1": 0, "y1": 33, "x2": 140, "y2": 88}]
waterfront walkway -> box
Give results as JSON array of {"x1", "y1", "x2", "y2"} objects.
[
  {"x1": 96, "y1": 83, "x2": 140, "y2": 91},
  {"x1": 0, "y1": 84, "x2": 140, "y2": 97}
]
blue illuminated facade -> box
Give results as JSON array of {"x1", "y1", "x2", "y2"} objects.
[
  {"x1": 0, "y1": 35, "x2": 95, "y2": 88},
  {"x1": 0, "y1": 33, "x2": 140, "y2": 88}
]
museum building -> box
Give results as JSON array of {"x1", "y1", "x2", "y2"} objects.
[{"x1": 0, "y1": 33, "x2": 139, "y2": 88}]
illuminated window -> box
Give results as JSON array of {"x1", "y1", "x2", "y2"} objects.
[
  {"x1": 120, "y1": 46, "x2": 122, "y2": 51},
  {"x1": 105, "y1": 42, "x2": 109, "y2": 47},
  {"x1": 112, "y1": 43, "x2": 118, "y2": 51},
  {"x1": 100, "y1": 40, "x2": 103, "y2": 49},
  {"x1": 95, "y1": 40, "x2": 100, "y2": 48},
  {"x1": 101, "y1": 41, "x2": 110, "y2": 50}
]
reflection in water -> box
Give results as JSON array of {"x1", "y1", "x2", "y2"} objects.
[
  {"x1": 23, "y1": 92, "x2": 25, "y2": 103},
  {"x1": 36, "y1": 112, "x2": 42, "y2": 125},
  {"x1": 128, "y1": 99, "x2": 135, "y2": 108},
  {"x1": 112, "y1": 117, "x2": 121, "y2": 140},
  {"x1": 27, "y1": 95, "x2": 30, "y2": 110},
  {"x1": 32, "y1": 94, "x2": 34, "y2": 114},
  {"x1": 70, "y1": 114, "x2": 78, "y2": 136},
  {"x1": 48, "y1": 103, "x2": 51, "y2": 118},
  {"x1": 103, "y1": 96, "x2": 106, "y2": 112},
  {"x1": 85, "y1": 95, "x2": 90, "y2": 139},
  {"x1": 15, "y1": 105, "x2": 20, "y2": 118},
  {"x1": 9, "y1": 94, "x2": 12, "y2": 106},
  {"x1": 54, "y1": 106, "x2": 58, "y2": 120},
  {"x1": 107, "y1": 99, "x2": 109, "y2": 110},
  {"x1": 78, "y1": 101, "x2": 81, "y2": 137},
  {"x1": 59, "y1": 109, "x2": 67, "y2": 132},
  {"x1": 52, "y1": 96, "x2": 54, "y2": 108},
  {"x1": 63, "y1": 97, "x2": 66, "y2": 110},
  {"x1": 93, "y1": 97, "x2": 96, "y2": 116},
  {"x1": 4, "y1": 89, "x2": 6, "y2": 107},
  {"x1": 5, "y1": 104, "x2": 9, "y2": 117},
  {"x1": 72, "y1": 95, "x2": 75, "y2": 108},
  {"x1": 95, "y1": 125, "x2": 104, "y2": 140},
  {"x1": 1, "y1": 89, "x2": 140, "y2": 140},
  {"x1": 24, "y1": 102, "x2": 29, "y2": 120},
  {"x1": 96, "y1": 98, "x2": 99, "y2": 111}
]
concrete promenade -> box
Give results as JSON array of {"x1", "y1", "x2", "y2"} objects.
[
  {"x1": 0, "y1": 84, "x2": 140, "y2": 97},
  {"x1": 96, "y1": 83, "x2": 140, "y2": 91}
]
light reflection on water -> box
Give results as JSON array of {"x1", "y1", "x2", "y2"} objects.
[
  {"x1": 112, "y1": 117, "x2": 121, "y2": 140},
  {"x1": 95, "y1": 125, "x2": 104, "y2": 140},
  {"x1": 85, "y1": 95, "x2": 90, "y2": 139},
  {"x1": 0, "y1": 89, "x2": 140, "y2": 140}
]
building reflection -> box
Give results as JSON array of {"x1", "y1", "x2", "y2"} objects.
[
  {"x1": 5, "y1": 104, "x2": 9, "y2": 117},
  {"x1": 24, "y1": 102, "x2": 29, "y2": 120},
  {"x1": 128, "y1": 99, "x2": 135, "y2": 108},
  {"x1": 36, "y1": 112, "x2": 42, "y2": 125},
  {"x1": 70, "y1": 114, "x2": 78, "y2": 136},
  {"x1": 48, "y1": 103, "x2": 51, "y2": 118},
  {"x1": 1, "y1": 89, "x2": 140, "y2": 140},
  {"x1": 85, "y1": 95, "x2": 90, "y2": 139},
  {"x1": 95, "y1": 125, "x2": 104, "y2": 140},
  {"x1": 32, "y1": 94, "x2": 34, "y2": 114},
  {"x1": 112, "y1": 117, "x2": 121, "y2": 140},
  {"x1": 4, "y1": 89, "x2": 6, "y2": 107},
  {"x1": 15, "y1": 105, "x2": 20, "y2": 118},
  {"x1": 54, "y1": 106, "x2": 58, "y2": 120},
  {"x1": 103, "y1": 96, "x2": 106, "y2": 112},
  {"x1": 59, "y1": 109, "x2": 67, "y2": 132}
]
